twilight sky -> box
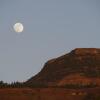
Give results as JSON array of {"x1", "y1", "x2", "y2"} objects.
[{"x1": 0, "y1": 0, "x2": 100, "y2": 82}]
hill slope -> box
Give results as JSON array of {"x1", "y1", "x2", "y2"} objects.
[{"x1": 26, "y1": 48, "x2": 100, "y2": 87}]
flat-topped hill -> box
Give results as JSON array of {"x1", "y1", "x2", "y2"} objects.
[{"x1": 26, "y1": 48, "x2": 100, "y2": 87}]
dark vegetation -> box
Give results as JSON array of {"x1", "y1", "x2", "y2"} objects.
[
  {"x1": 0, "y1": 80, "x2": 99, "y2": 89},
  {"x1": 59, "y1": 83, "x2": 98, "y2": 89},
  {"x1": 0, "y1": 81, "x2": 24, "y2": 88}
]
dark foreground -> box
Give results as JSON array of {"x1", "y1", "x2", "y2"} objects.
[{"x1": 0, "y1": 87, "x2": 100, "y2": 100}]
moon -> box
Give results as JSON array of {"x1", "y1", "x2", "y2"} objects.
[{"x1": 13, "y1": 23, "x2": 24, "y2": 33}]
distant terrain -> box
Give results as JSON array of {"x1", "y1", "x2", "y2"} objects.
[{"x1": 0, "y1": 48, "x2": 100, "y2": 100}]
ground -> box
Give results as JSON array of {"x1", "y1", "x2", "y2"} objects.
[{"x1": 0, "y1": 87, "x2": 100, "y2": 100}]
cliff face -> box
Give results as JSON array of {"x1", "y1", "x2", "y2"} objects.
[{"x1": 26, "y1": 48, "x2": 100, "y2": 86}]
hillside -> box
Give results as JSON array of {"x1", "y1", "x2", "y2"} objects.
[{"x1": 26, "y1": 48, "x2": 100, "y2": 87}]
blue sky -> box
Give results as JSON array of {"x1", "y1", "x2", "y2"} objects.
[{"x1": 0, "y1": 0, "x2": 100, "y2": 82}]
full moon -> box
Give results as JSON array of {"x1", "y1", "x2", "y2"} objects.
[{"x1": 13, "y1": 23, "x2": 24, "y2": 33}]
